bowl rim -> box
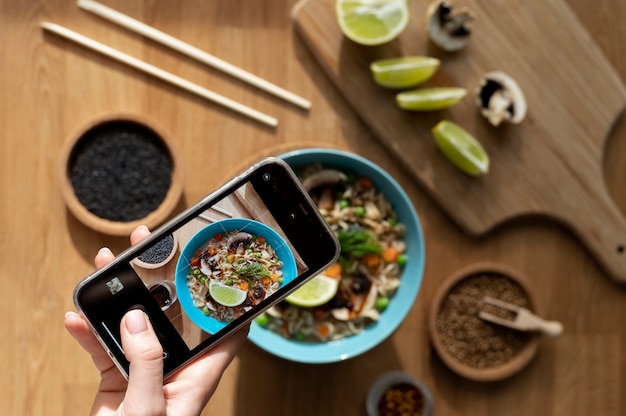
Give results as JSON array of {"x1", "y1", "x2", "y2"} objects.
[
  {"x1": 59, "y1": 112, "x2": 183, "y2": 236},
  {"x1": 365, "y1": 370, "x2": 434, "y2": 416},
  {"x1": 175, "y1": 217, "x2": 298, "y2": 335},
  {"x1": 248, "y1": 147, "x2": 426, "y2": 363},
  {"x1": 428, "y1": 261, "x2": 540, "y2": 382}
]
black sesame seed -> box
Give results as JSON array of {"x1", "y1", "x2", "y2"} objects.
[
  {"x1": 69, "y1": 121, "x2": 173, "y2": 222},
  {"x1": 138, "y1": 234, "x2": 175, "y2": 264}
]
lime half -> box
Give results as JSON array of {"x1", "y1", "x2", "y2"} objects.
[
  {"x1": 209, "y1": 281, "x2": 247, "y2": 307},
  {"x1": 336, "y1": 0, "x2": 410, "y2": 46},
  {"x1": 396, "y1": 87, "x2": 467, "y2": 111},
  {"x1": 285, "y1": 273, "x2": 339, "y2": 307},
  {"x1": 371, "y1": 56, "x2": 440, "y2": 89},
  {"x1": 432, "y1": 120, "x2": 489, "y2": 176}
]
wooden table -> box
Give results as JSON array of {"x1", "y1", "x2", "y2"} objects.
[{"x1": 1, "y1": 1, "x2": 624, "y2": 415}]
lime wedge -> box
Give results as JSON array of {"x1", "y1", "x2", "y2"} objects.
[
  {"x1": 336, "y1": 0, "x2": 410, "y2": 46},
  {"x1": 285, "y1": 273, "x2": 339, "y2": 307},
  {"x1": 396, "y1": 87, "x2": 467, "y2": 111},
  {"x1": 432, "y1": 120, "x2": 489, "y2": 176},
  {"x1": 371, "y1": 56, "x2": 440, "y2": 89},
  {"x1": 209, "y1": 281, "x2": 247, "y2": 307}
]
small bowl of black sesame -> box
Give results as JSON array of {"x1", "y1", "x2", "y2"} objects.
[
  {"x1": 132, "y1": 232, "x2": 178, "y2": 269},
  {"x1": 60, "y1": 113, "x2": 183, "y2": 235},
  {"x1": 428, "y1": 262, "x2": 541, "y2": 382}
]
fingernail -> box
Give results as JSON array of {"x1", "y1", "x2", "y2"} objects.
[
  {"x1": 125, "y1": 309, "x2": 149, "y2": 334},
  {"x1": 98, "y1": 247, "x2": 113, "y2": 256},
  {"x1": 137, "y1": 225, "x2": 150, "y2": 233},
  {"x1": 64, "y1": 311, "x2": 78, "y2": 319}
]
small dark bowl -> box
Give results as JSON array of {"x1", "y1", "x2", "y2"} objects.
[
  {"x1": 59, "y1": 113, "x2": 183, "y2": 235},
  {"x1": 366, "y1": 371, "x2": 434, "y2": 416}
]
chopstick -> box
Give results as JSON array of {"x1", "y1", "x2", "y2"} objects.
[
  {"x1": 77, "y1": 0, "x2": 312, "y2": 110},
  {"x1": 40, "y1": 22, "x2": 278, "y2": 127}
]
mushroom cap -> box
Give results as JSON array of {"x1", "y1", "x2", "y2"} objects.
[
  {"x1": 426, "y1": 0, "x2": 473, "y2": 52},
  {"x1": 476, "y1": 71, "x2": 527, "y2": 126}
]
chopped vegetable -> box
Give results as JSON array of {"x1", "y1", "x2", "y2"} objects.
[
  {"x1": 397, "y1": 253, "x2": 408, "y2": 267},
  {"x1": 363, "y1": 253, "x2": 381, "y2": 269},
  {"x1": 316, "y1": 322, "x2": 332, "y2": 340},
  {"x1": 325, "y1": 263, "x2": 343, "y2": 279},
  {"x1": 383, "y1": 247, "x2": 400, "y2": 263},
  {"x1": 358, "y1": 176, "x2": 373, "y2": 189}
]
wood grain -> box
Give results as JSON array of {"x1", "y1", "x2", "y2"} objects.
[
  {"x1": 292, "y1": 0, "x2": 626, "y2": 283},
  {"x1": 1, "y1": 0, "x2": 625, "y2": 415}
]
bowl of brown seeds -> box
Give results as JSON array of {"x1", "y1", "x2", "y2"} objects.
[
  {"x1": 428, "y1": 262, "x2": 540, "y2": 382},
  {"x1": 59, "y1": 113, "x2": 183, "y2": 236}
]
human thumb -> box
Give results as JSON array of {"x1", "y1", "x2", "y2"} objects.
[{"x1": 120, "y1": 309, "x2": 166, "y2": 414}]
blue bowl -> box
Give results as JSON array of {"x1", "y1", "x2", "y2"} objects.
[
  {"x1": 176, "y1": 218, "x2": 297, "y2": 334},
  {"x1": 248, "y1": 148, "x2": 425, "y2": 363}
]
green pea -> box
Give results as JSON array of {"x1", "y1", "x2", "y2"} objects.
[
  {"x1": 396, "y1": 254, "x2": 407, "y2": 267},
  {"x1": 355, "y1": 206, "x2": 366, "y2": 217},
  {"x1": 254, "y1": 313, "x2": 269, "y2": 327},
  {"x1": 339, "y1": 199, "x2": 350, "y2": 209},
  {"x1": 376, "y1": 296, "x2": 390, "y2": 311}
]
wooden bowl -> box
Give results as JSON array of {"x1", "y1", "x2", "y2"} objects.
[
  {"x1": 131, "y1": 232, "x2": 179, "y2": 269},
  {"x1": 59, "y1": 113, "x2": 183, "y2": 236},
  {"x1": 428, "y1": 262, "x2": 540, "y2": 382}
]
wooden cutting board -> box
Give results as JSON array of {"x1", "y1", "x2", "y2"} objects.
[{"x1": 292, "y1": 0, "x2": 626, "y2": 283}]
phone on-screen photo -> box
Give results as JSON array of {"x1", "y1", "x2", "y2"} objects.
[{"x1": 73, "y1": 157, "x2": 341, "y2": 380}]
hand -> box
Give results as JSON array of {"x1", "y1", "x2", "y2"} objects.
[{"x1": 64, "y1": 225, "x2": 249, "y2": 416}]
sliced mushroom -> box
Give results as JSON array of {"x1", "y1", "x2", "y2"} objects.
[
  {"x1": 265, "y1": 305, "x2": 284, "y2": 318},
  {"x1": 330, "y1": 282, "x2": 379, "y2": 321},
  {"x1": 426, "y1": 0, "x2": 473, "y2": 52},
  {"x1": 476, "y1": 71, "x2": 527, "y2": 126},
  {"x1": 301, "y1": 169, "x2": 347, "y2": 192},
  {"x1": 227, "y1": 232, "x2": 252, "y2": 249}
]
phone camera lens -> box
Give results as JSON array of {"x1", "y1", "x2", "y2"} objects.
[{"x1": 262, "y1": 173, "x2": 271, "y2": 181}]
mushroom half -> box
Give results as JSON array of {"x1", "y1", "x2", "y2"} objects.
[
  {"x1": 426, "y1": 0, "x2": 473, "y2": 52},
  {"x1": 476, "y1": 71, "x2": 527, "y2": 126}
]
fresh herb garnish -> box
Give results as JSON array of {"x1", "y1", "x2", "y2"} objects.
[
  {"x1": 337, "y1": 228, "x2": 382, "y2": 258},
  {"x1": 234, "y1": 262, "x2": 271, "y2": 279}
]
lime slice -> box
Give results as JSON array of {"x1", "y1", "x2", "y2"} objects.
[
  {"x1": 370, "y1": 56, "x2": 440, "y2": 89},
  {"x1": 396, "y1": 87, "x2": 467, "y2": 111},
  {"x1": 432, "y1": 120, "x2": 489, "y2": 176},
  {"x1": 336, "y1": 0, "x2": 410, "y2": 46},
  {"x1": 285, "y1": 273, "x2": 339, "y2": 307},
  {"x1": 209, "y1": 281, "x2": 247, "y2": 307}
]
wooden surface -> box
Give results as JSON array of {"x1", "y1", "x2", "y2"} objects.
[
  {"x1": 293, "y1": 0, "x2": 626, "y2": 283},
  {"x1": 1, "y1": 0, "x2": 625, "y2": 415}
]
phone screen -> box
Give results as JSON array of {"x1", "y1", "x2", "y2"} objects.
[{"x1": 74, "y1": 159, "x2": 339, "y2": 378}]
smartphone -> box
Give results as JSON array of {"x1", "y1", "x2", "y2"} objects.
[{"x1": 73, "y1": 157, "x2": 340, "y2": 380}]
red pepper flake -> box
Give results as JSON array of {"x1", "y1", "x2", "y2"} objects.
[{"x1": 377, "y1": 382, "x2": 424, "y2": 416}]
